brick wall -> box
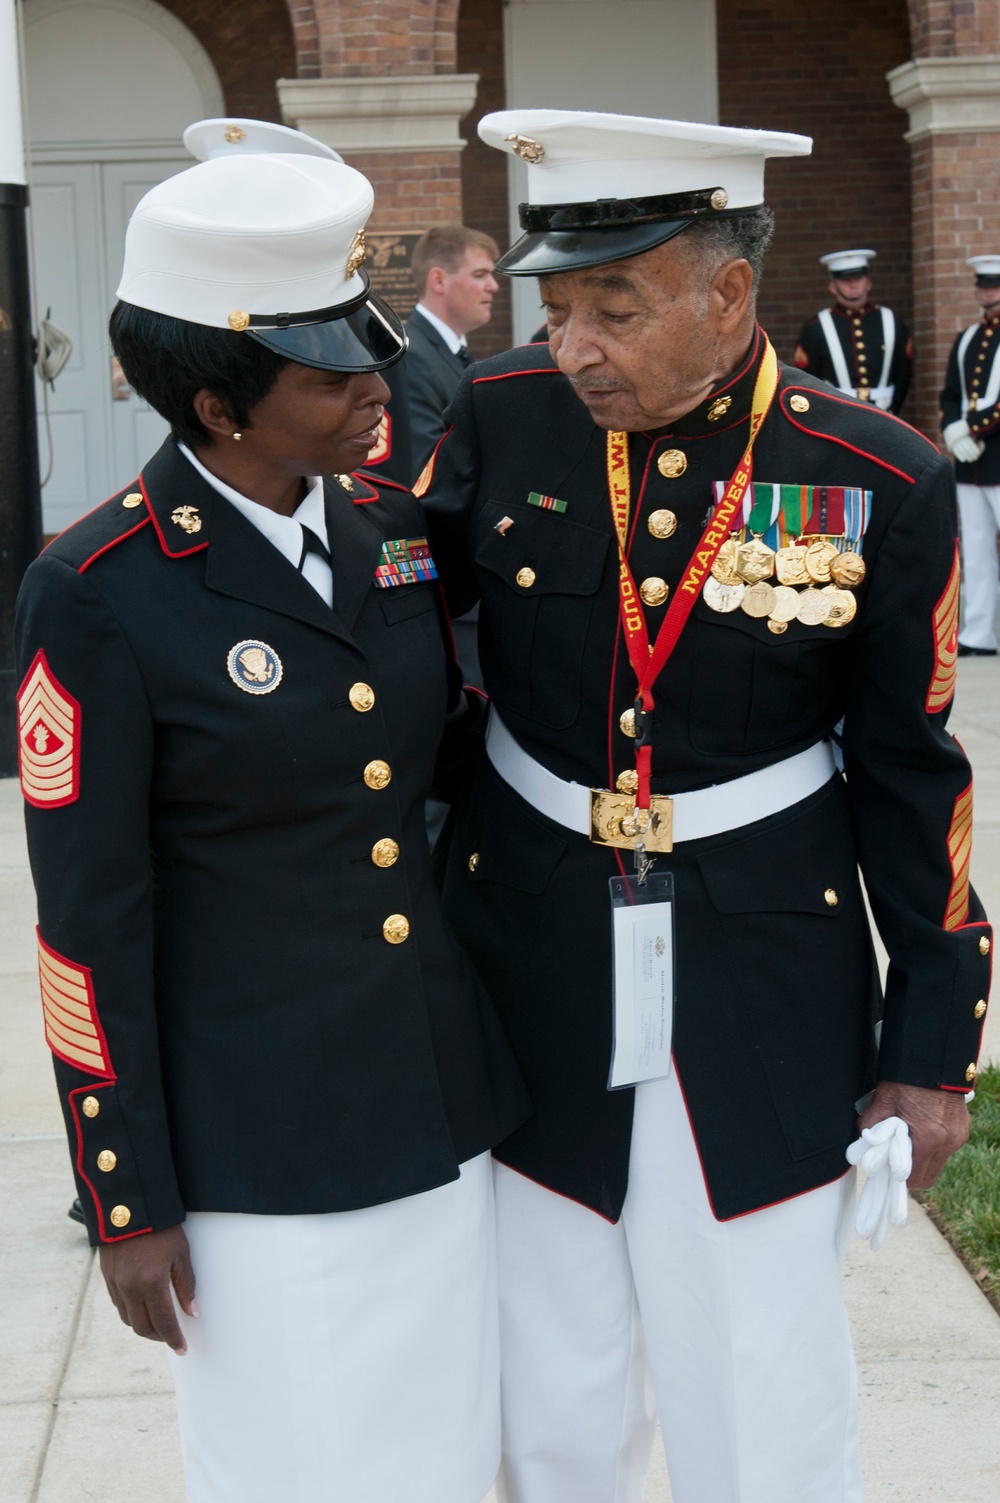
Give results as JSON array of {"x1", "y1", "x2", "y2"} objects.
[
  {"x1": 458, "y1": 0, "x2": 513, "y2": 357},
  {"x1": 308, "y1": 0, "x2": 457, "y2": 77},
  {"x1": 907, "y1": 0, "x2": 1000, "y2": 57},
  {"x1": 159, "y1": 0, "x2": 295, "y2": 120},
  {"x1": 717, "y1": 0, "x2": 914, "y2": 411}
]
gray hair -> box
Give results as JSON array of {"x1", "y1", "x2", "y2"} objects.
[{"x1": 677, "y1": 206, "x2": 775, "y2": 291}]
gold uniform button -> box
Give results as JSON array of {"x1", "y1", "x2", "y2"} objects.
[
  {"x1": 648, "y1": 509, "x2": 678, "y2": 539},
  {"x1": 122, "y1": 492, "x2": 143, "y2": 510},
  {"x1": 468, "y1": 851, "x2": 480, "y2": 873},
  {"x1": 96, "y1": 1150, "x2": 117, "y2": 1173},
  {"x1": 349, "y1": 683, "x2": 375, "y2": 713},
  {"x1": 371, "y1": 838, "x2": 399, "y2": 868},
  {"x1": 657, "y1": 449, "x2": 687, "y2": 479},
  {"x1": 980, "y1": 936, "x2": 991, "y2": 955},
  {"x1": 616, "y1": 769, "x2": 639, "y2": 795},
  {"x1": 639, "y1": 577, "x2": 669, "y2": 608},
  {"x1": 383, "y1": 914, "x2": 410, "y2": 945},
  {"x1": 619, "y1": 708, "x2": 636, "y2": 738},
  {"x1": 824, "y1": 888, "x2": 839, "y2": 907},
  {"x1": 965, "y1": 1062, "x2": 977, "y2": 1083},
  {"x1": 789, "y1": 394, "x2": 810, "y2": 413},
  {"x1": 81, "y1": 1096, "x2": 100, "y2": 1119},
  {"x1": 110, "y1": 1205, "x2": 131, "y2": 1229},
  {"x1": 228, "y1": 309, "x2": 250, "y2": 332},
  {"x1": 516, "y1": 567, "x2": 536, "y2": 589},
  {"x1": 974, "y1": 1000, "x2": 987, "y2": 1020},
  {"x1": 363, "y1": 760, "x2": 391, "y2": 790}
]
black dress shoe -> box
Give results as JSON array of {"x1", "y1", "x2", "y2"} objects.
[
  {"x1": 68, "y1": 1198, "x2": 86, "y2": 1225},
  {"x1": 957, "y1": 644, "x2": 998, "y2": 657}
]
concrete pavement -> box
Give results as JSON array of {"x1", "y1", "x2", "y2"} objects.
[{"x1": 1, "y1": 658, "x2": 999, "y2": 1502}]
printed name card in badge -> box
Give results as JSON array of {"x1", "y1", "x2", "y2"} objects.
[{"x1": 608, "y1": 872, "x2": 675, "y2": 1090}]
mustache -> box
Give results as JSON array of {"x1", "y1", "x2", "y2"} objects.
[{"x1": 567, "y1": 376, "x2": 628, "y2": 395}]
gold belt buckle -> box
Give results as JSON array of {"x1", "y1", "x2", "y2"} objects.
[{"x1": 589, "y1": 790, "x2": 674, "y2": 852}]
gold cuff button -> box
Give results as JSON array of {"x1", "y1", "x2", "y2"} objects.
[
  {"x1": 974, "y1": 1000, "x2": 987, "y2": 1020},
  {"x1": 965, "y1": 1062, "x2": 977, "y2": 1083},
  {"x1": 980, "y1": 936, "x2": 991, "y2": 955},
  {"x1": 656, "y1": 449, "x2": 687, "y2": 479},
  {"x1": 81, "y1": 1096, "x2": 100, "y2": 1119},
  {"x1": 516, "y1": 567, "x2": 536, "y2": 589},
  {"x1": 789, "y1": 394, "x2": 810, "y2": 413},
  {"x1": 349, "y1": 683, "x2": 375, "y2": 713},
  {"x1": 639, "y1": 577, "x2": 669, "y2": 608},
  {"x1": 97, "y1": 1150, "x2": 117, "y2": 1173},
  {"x1": 824, "y1": 888, "x2": 839, "y2": 907},
  {"x1": 109, "y1": 1205, "x2": 131, "y2": 1229},
  {"x1": 371, "y1": 838, "x2": 399, "y2": 868},
  {"x1": 616, "y1": 769, "x2": 639, "y2": 795},
  {"x1": 122, "y1": 492, "x2": 143, "y2": 510},
  {"x1": 363, "y1": 760, "x2": 392, "y2": 790},
  {"x1": 648, "y1": 509, "x2": 678, "y2": 539},
  {"x1": 383, "y1": 914, "x2": 410, "y2": 945},
  {"x1": 468, "y1": 852, "x2": 480, "y2": 873}
]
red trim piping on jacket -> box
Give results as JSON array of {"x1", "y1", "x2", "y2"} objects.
[
  {"x1": 141, "y1": 473, "x2": 210, "y2": 558},
  {"x1": 79, "y1": 516, "x2": 152, "y2": 574},
  {"x1": 67, "y1": 1083, "x2": 151, "y2": 1243}
]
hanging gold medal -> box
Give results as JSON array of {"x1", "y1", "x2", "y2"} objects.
[
  {"x1": 735, "y1": 536, "x2": 776, "y2": 584},
  {"x1": 821, "y1": 586, "x2": 857, "y2": 627},
  {"x1": 768, "y1": 585, "x2": 801, "y2": 623},
  {"x1": 703, "y1": 577, "x2": 746, "y2": 613},
  {"x1": 797, "y1": 588, "x2": 831, "y2": 626},
  {"x1": 775, "y1": 545, "x2": 810, "y2": 587},
  {"x1": 741, "y1": 581, "x2": 777, "y2": 619},
  {"x1": 711, "y1": 537, "x2": 742, "y2": 585},
  {"x1": 829, "y1": 551, "x2": 866, "y2": 589},
  {"x1": 804, "y1": 540, "x2": 839, "y2": 584}
]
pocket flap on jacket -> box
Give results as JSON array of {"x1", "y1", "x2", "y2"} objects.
[{"x1": 474, "y1": 501, "x2": 610, "y2": 598}]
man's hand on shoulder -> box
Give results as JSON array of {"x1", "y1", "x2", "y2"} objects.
[
  {"x1": 99, "y1": 1222, "x2": 196, "y2": 1353},
  {"x1": 860, "y1": 1081, "x2": 970, "y2": 1189}
]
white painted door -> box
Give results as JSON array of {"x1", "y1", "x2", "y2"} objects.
[{"x1": 31, "y1": 158, "x2": 189, "y2": 534}]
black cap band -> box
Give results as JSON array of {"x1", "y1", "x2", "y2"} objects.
[
  {"x1": 518, "y1": 187, "x2": 756, "y2": 233},
  {"x1": 245, "y1": 271, "x2": 373, "y2": 330},
  {"x1": 975, "y1": 274, "x2": 1000, "y2": 287}
]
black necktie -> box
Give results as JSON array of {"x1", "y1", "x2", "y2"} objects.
[
  {"x1": 298, "y1": 525, "x2": 331, "y2": 571},
  {"x1": 457, "y1": 345, "x2": 473, "y2": 367}
]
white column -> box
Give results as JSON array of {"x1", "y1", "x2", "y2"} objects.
[
  {"x1": 276, "y1": 74, "x2": 480, "y2": 156},
  {"x1": 887, "y1": 56, "x2": 1000, "y2": 140},
  {"x1": 0, "y1": 0, "x2": 27, "y2": 185}
]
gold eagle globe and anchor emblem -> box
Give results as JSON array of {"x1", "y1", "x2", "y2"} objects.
[
  {"x1": 505, "y1": 133, "x2": 545, "y2": 164},
  {"x1": 170, "y1": 505, "x2": 202, "y2": 534},
  {"x1": 227, "y1": 640, "x2": 284, "y2": 696},
  {"x1": 345, "y1": 229, "x2": 367, "y2": 280}
]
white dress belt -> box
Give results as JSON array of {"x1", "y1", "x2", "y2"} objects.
[{"x1": 485, "y1": 708, "x2": 838, "y2": 846}]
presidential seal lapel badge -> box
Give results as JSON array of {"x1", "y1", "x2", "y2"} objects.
[
  {"x1": 227, "y1": 640, "x2": 283, "y2": 694},
  {"x1": 374, "y1": 537, "x2": 439, "y2": 588},
  {"x1": 171, "y1": 505, "x2": 202, "y2": 534}
]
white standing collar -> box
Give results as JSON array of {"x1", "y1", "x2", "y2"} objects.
[{"x1": 178, "y1": 443, "x2": 327, "y2": 569}]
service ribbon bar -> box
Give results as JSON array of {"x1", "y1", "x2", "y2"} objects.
[
  {"x1": 714, "y1": 481, "x2": 873, "y2": 553},
  {"x1": 527, "y1": 491, "x2": 568, "y2": 514},
  {"x1": 374, "y1": 536, "x2": 439, "y2": 588}
]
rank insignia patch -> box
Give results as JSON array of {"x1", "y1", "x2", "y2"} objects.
[
  {"x1": 927, "y1": 541, "x2": 960, "y2": 714},
  {"x1": 373, "y1": 537, "x2": 438, "y2": 588},
  {"x1": 527, "y1": 491, "x2": 567, "y2": 514},
  {"x1": 37, "y1": 932, "x2": 112, "y2": 1076},
  {"x1": 227, "y1": 640, "x2": 283, "y2": 694},
  {"x1": 17, "y1": 651, "x2": 81, "y2": 809},
  {"x1": 944, "y1": 780, "x2": 973, "y2": 932}
]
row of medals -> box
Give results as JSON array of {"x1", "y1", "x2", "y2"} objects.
[{"x1": 703, "y1": 534, "x2": 866, "y2": 633}]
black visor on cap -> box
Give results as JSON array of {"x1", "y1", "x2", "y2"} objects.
[
  {"x1": 497, "y1": 219, "x2": 695, "y2": 277},
  {"x1": 247, "y1": 286, "x2": 406, "y2": 372},
  {"x1": 831, "y1": 266, "x2": 868, "y2": 280},
  {"x1": 975, "y1": 274, "x2": 1000, "y2": 287}
]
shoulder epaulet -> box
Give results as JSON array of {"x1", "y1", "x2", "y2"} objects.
[
  {"x1": 469, "y1": 342, "x2": 560, "y2": 385},
  {"x1": 354, "y1": 470, "x2": 411, "y2": 495},
  {"x1": 43, "y1": 483, "x2": 153, "y2": 574},
  {"x1": 776, "y1": 371, "x2": 940, "y2": 483}
]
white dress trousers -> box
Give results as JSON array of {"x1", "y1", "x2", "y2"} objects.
[
  {"x1": 494, "y1": 1072, "x2": 862, "y2": 1503},
  {"x1": 168, "y1": 1152, "x2": 498, "y2": 1503},
  {"x1": 957, "y1": 482, "x2": 1000, "y2": 650}
]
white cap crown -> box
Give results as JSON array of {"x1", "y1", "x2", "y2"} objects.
[{"x1": 820, "y1": 249, "x2": 875, "y2": 275}]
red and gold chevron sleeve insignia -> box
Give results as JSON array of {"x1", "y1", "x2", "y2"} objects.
[
  {"x1": 17, "y1": 651, "x2": 81, "y2": 808},
  {"x1": 943, "y1": 781, "x2": 973, "y2": 931},
  {"x1": 412, "y1": 453, "x2": 435, "y2": 499},
  {"x1": 367, "y1": 411, "x2": 391, "y2": 466},
  {"x1": 37, "y1": 932, "x2": 113, "y2": 1076},
  {"x1": 792, "y1": 344, "x2": 809, "y2": 370},
  {"x1": 926, "y1": 542, "x2": 960, "y2": 714}
]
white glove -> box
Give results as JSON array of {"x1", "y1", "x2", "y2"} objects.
[
  {"x1": 845, "y1": 1116, "x2": 912, "y2": 1252},
  {"x1": 943, "y1": 418, "x2": 986, "y2": 463}
]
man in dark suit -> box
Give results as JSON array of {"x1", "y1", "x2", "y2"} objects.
[{"x1": 405, "y1": 226, "x2": 499, "y2": 470}]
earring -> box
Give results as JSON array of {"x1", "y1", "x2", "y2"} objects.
[{"x1": 232, "y1": 432, "x2": 242, "y2": 442}]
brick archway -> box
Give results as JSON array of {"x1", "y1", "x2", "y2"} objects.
[
  {"x1": 159, "y1": 0, "x2": 296, "y2": 119},
  {"x1": 300, "y1": 0, "x2": 461, "y2": 78}
]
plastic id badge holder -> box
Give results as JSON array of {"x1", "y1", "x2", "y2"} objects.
[{"x1": 608, "y1": 872, "x2": 675, "y2": 1090}]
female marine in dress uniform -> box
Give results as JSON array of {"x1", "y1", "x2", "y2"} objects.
[{"x1": 15, "y1": 128, "x2": 527, "y2": 1502}]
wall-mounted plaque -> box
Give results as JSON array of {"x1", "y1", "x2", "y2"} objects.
[{"x1": 364, "y1": 231, "x2": 423, "y2": 321}]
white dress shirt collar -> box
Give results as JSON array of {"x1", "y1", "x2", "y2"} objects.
[
  {"x1": 177, "y1": 443, "x2": 332, "y2": 606},
  {"x1": 414, "y1": 302, "x2": 467, "y2": 356}
]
